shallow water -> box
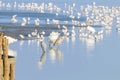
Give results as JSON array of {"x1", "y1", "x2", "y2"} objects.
[
  {"x1": 1, "y1": 0, "x2": 120, "y2": 80},
  {"x1": 8, "y1": 28, "x2": 120, "y2": 80}
]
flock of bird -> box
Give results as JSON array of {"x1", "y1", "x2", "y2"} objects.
[{"x1": 1, "y1": 1, "x2": 120, "y2": 67}]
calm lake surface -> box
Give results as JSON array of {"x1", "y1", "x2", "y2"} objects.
[
  {"x1": 1, "y1": 0, "x2": 120, "y2": 80},
  {"x1": 11, "y1": 27, "x2": 120, "y2": 80}
]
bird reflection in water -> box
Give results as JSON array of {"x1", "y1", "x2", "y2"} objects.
[
  {"x1": 19, "y1": 40, "x2": 24, "y2": 46},
  {"x1": 38, "y1": 41, "x2": 46, "y2": 69},
  {"x1": 49, "y1": 33, "x2": 66, "y2": 63},
  {"x1": 49, "y1": 46, "x2": 63, "y2": 64},
  {"x1": 86, "y1": 38, "x2": 95, "y2": 52},
  {"x1": 71, "y1": 36, "x2": 76, "y2": 43},
  {"x1": 38, "y1": 32, "x2": 66, "y2": 69}
]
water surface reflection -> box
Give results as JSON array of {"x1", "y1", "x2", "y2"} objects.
[
  {"x1": 38, "y1": 34, "x2": 67, "y2": 69},
  {"x1": 1, "y1": 1, "x2": 120, "y2": 80}
]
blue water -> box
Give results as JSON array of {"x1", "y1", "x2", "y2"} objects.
[
  {"x1": 1, "y1": 0, "x2": 120, "y2": 80},
  {"x1": 10, "y1": 28, "x2": 120, "y2": 80}
]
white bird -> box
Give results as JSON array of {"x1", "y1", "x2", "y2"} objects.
[
  {"x1": 55, "y1": 13, "x2": 59, "y2": 16},
  {"x1": 71, "y1": 26, "x2": 76, "y2": 37},
  {"x1": 21, "y1": 17, "x2": 27, "y2": 27},
  {"x1": 69, "y1": 15, "x2": 75, "y2": 19},
  {"x1": 37, "y1": 31, "x2": 46, "y2": 41},
  {"x1": 6, "y1": 3, "x2": 11, "y2": 8},
  {"x1": 97, "y1": 29, "x2": 104, "y2": 35},
  {"x1": 37, "y1": 31, "x2": 45, "y2": 38},
  {"x1": 87, "y1": 26, "x2": 96, "y2": 34},
  {"x1": 35, "y1": 18, "x2": 40, "y2": 26},
  {"x1": 57, "y1": 25, "x2": 61, "y2": 29},
  {"x1": 31, "y1": 29, "x2": 38, "y2": 37},
  {"x1": 41, "y1": 31, "x2": 45, "y2": 35},
  {"x1": 49, "y1": 32, "x2": 60, "y2": 41},
  {"x1": 13, "y1": 1, "x2": 17, "y2": 8},
  {"x1": 37, "y1": 33, "x2": 40, "y2": 38},
  {"x1": 52, "y1": 19, "x2": 60, "y2": 24},
  {"x1": 71, "y1": 29, "x2": 76, "y2": 37},
  {"x1": 28, "y1": 34, "x2": 32, "y2": 38},
  {"x1": 62, "y1": 25, "x2": 68, "y2": 34},
  {"x1": 49, "y1": 32, "x2": 60, "y2": 45},
  {"x1": 79, "y1": 33, "x2": 88, "y2": 38},
  {"x1": 81, "y1": 22, "x2": 87, "y2": 27},
  {"x1": 11, "y1": 14, "x2": 18, "y2": 23},
  {"x1": 19, "y1": 34, "x2": 25, "y2": 39},
  {"x1": 53, "y1": 36, "x2": 66, "y2": 46},
  {"x1": 46, "y1": 18, "x2": 50, "y2": 24},
  {"x1": 38, "y1": 35, "x2": 44, "y2": 42}
]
